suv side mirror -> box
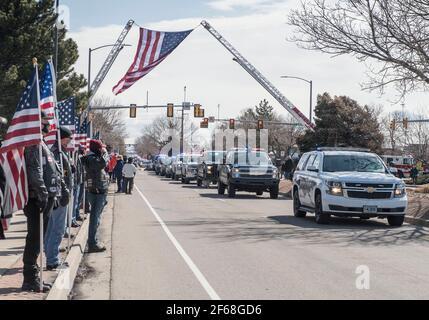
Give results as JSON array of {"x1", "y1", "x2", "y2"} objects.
[{"x1": 307, "y1": 166, "x2": 319, "y2": 173}]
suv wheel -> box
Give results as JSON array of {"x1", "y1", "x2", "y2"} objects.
[
  {"x1": 270, "y1": 185, "x2": 279, "y2": 199},
  {"x1": 228, "y1": 183, "x2": 236, "y2": 198},
  {"x1": 256, "y1": 191, "x2": 263, "y2": 196},
  {"x1": 315, "y1": 193, "x2": 330, "y2": 224},
  {"x1": 218, "y1": 181, "x2": 226, "y2": 195},
  {"x1": 387, "y1": 215, "x2": 405, "y2": 227},
  {"x1": 293, "y1": 190, "x2": 307, "y2": 218}
]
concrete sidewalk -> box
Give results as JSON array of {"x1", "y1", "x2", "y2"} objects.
[{"x1": 0, "y1": 210, "x2": 86, "y2": 300}]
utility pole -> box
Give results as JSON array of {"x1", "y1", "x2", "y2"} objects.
[{"x1": 181, "y1": 86, "x2": 186, "y2": 154}]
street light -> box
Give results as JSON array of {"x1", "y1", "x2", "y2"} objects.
[
  {"x1": 87, "y1": 44, "x2": 132, "y2": 95},
  {"x1": 281, "y1": 76, "x2": 313, "y2": 124}
]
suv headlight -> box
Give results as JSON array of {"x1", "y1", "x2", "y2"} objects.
[
  {"x1": 394, "y1": 184, "x2": 406, "y2": 198},
  {"x1": 326, "y1": 181, "x2": 343, "y2": 196},
  {"x1": 272, "y1": 168, "x2": 279, "y2": 179},
  {"x1": 207, "y1": 165, "x2": 213, "y2": 173}
]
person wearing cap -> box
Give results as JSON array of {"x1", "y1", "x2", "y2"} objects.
[
  {"x1": 113, "y1": 155, "x2": 125, "y2": 193},
  {"x1": 81, "y1": 139, "x2": 109, "y2": 253},
  {"x1": 44, "y1": 126, "x2": 73, "y2": 270},
  {"x1": 21, "y1": 112, "x2": 64, "y2": 293}
]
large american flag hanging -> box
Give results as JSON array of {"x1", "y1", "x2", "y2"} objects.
[
  {"x1": 58, "y1": 97, "x2": 75, "y2": 151},
  {"x1": 40, "y1": 60, "x2": 58, "y2": 147},
  {"x1": 113, "y1": 27, "x2": 193, "y2": 95},
  {"x1": 0, "y1": 67, "x2": 42, "y2": 213}
]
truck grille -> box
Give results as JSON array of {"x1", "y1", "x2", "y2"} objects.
[
  {"x1": 347, "y1": 191, "x2": 392, "y2": 199},
  {"x1": 345, "y1": 183, "x2": 394, "y2": 188}
]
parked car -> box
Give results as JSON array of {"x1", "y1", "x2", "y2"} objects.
[
  {"x1": 218, "y1": 148, "x2": 280, "y2": 198},
  {"x1": 293, "y1": 148, "x2": 408, "y2": 226},
  {"x1": 181, "y1": 154, "x2": 202, "y2": 184},
  {"x1": 155, "y1": 155, "x2": 167, "y2": 175},
  {"x1": 172, "y1": 154, "x2": 185, "y2": 181},
  {"x1": 197, "y1": 151, "x2": 226, "y2": 188}
]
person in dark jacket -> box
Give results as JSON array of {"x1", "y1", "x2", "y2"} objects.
[
  {"x1": 82, "y1": 140, "x2": 109, "y2": 253},
  {"x1": 113, "y1": 155, "x2": 124, "y2": 193},
  {"x1": 72, "y1": 146, "x2": 85, "y2": 226},
  {"x1": 410, "y1": 166, "x2": 419, "y2": 185},
  {"x1": 22, "y1": 112, "x2": 66, "y2": 293},
  {"x1": 44, "y1": 127, "x2": 73, "y2": 270}
]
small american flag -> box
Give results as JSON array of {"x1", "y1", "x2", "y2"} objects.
[
  {"x1": 113, "y1": 27, "x2": 193, "y2": 95},
  {"x1": 40, "y1": 60, "x2": 58, "y2": 147},
  {"x1": 0, "y1": 67, "x2": 42, "y2": 213},
  {"x1": 74, "y1": 116, "x2": 82, "y2": 151},
  {"x1": 79, "y1": 117, "x2": 89, "y2": 151},
  {"x1": 57, "y1": 97, "x2": 75, "y2": 151}
]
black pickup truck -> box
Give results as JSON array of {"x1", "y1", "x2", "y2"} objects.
[
  {"x1": 197, "y1": 151, "x2": 226, "y2": 188},
  {"x1": 218, "y1": 149, "x2": 280, "y2": 198}
]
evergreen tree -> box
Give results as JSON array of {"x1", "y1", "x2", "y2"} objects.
[
  {"x1": 297, "y1": 93, "x2": 384, "y2": 153},
  {"x1": 0, "y1": 0, "x2": 87, "y2": 133}
]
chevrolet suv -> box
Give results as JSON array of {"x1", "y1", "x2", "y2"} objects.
[
  {"x1": 293, "y1": 148, "x2": 408, "y2": 226},
  {"x1": 197, "y1": 151, "x2": 226, "y2": 188},
  {"x1": 181, "y1": 154, "x2": 202, "y2": 184},
  {"x1": 218, "y1": 149, "x2": 280, "y2": 198}
]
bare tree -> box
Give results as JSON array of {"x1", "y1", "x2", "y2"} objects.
[
  {"x1": 288, "y1": 0, "x2": 429, "y2": 97},
  {"x1": 90, "y1": 97, "x2": 128, "y2": 154}
]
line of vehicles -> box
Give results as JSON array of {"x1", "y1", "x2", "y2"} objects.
[{"x1": 143, "y1": 147, "x2": 408, "y2": 227}]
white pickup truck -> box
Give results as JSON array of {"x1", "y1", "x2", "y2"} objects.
[{"x1": 293, "y1": 148, "x2": 408, "y2": 226}]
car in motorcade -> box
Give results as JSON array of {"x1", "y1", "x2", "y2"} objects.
[
  {"x1": 197, "y1": 150, "x2": 226, "y2": 188},
  {"x1": 293, "y1": 148, "x2": 408, "y2": 226},
  {"x1": 159, "y1": 157, "x2": 173, "y2": 177},
  {"x1": 164, "y1": 156, "x2": 176, "y2": 178},
  {"x1": 171, "y1": 154, "x2": 185, "y2": 181},
  {"x1": 154, "y1": 155, "x2": 168, "y2": 175},
  {"x1": 181, "y1": 154, "x2": 202, "y2": 184},
  {"x1": 218, "y1": 148, "x2": 280, "y2": 198}
]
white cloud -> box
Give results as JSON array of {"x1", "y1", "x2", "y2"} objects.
[
  {"x1": 69, "y1": 1, "x2": 428, "y2": 144},
  {"x1": 206, "y1": 0, "x2": 279, "y2": 11}
]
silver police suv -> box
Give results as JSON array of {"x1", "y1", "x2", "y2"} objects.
[{"x1": 293, "y1": 148, "x2": 408, "y2": 226}]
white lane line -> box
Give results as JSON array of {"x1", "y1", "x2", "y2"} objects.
[{"x1": 135, "y1": 185, "x2": 221, "y2": 300}]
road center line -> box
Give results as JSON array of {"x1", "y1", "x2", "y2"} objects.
[{"x1": 135, "y1": 185, "x2": 221, "y2": 300}]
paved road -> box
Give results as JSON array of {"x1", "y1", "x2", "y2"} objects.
[{"x1": 104, "y1": 170, "x2": 429, "y2": 299}]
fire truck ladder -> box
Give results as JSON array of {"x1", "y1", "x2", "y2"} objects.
[
  {"x1": 88, "y1": 19, "x2": 135, "y2": 106},
  {"x1": 200, "y1": 20, "x2": 315, "y2": 131}
]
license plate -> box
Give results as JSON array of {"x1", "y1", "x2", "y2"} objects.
[{"x1": 363, "y1": 206, "x2": 378, "y2": 214}]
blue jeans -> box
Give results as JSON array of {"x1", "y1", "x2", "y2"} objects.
[
  {"x1": 72, "y1": 184, "x2": 81, "y2": 223},
  {"x1": 44, "y1": 205, "x2": 68, "y2": 266},
  {"x1": 87, "y1": 192, "x2": 107, "y2": 247}
]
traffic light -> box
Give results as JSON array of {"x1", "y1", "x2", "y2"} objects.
[
  {"x1": 229, "y1": 119, "x2": 235, "y2": 130},
  {"x1": 258, "y1": 120, "x2": 264, "y2": 130},
  {"x1": 390, "y1": 119, "x2": 396, "y2": 130},
  {"x1": 199, "y1": 108, "x2": 205, "y2": 118},
  {"x1": 194, "y1": 104, "x2": 201, "y2": 118},
  {"x1": 167, "y1": 103, "x2": 174, "y2": 118},
  {"x1": 200, "y1": 117, "x2": 209, "y2": 129},
  {"x1": 403, "y1": 118, "x2": 409, "y2": 130},
  {"x1": 130, "y1": 104, "x2": 137, "y2": 118}
]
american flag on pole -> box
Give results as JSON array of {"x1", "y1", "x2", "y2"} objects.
[
  {"x1": 113, "y1": 28, "x2": 193, "y2": 95},
  {"x1": 74, "y1": 116, "x2": 82, "y2": 151},
  {"x1": 78, "y1": 117, "x2": 89, "y2": 151},
  {"x1": 57, "y1": 97, "x2": 75, "y2": 152},
  {"x1": 0, "y1": 67, "x2": 42, "y2": 213},
  {"x1": 39, "y1": 60, "x2": 57, "y2": 147}
]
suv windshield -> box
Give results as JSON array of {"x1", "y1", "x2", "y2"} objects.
[
  {"x1": 227, "y1": 151, "x2": 272, "y2": 166},
  {"x1": 323, "y1": 154, "x2": 386, "y2": 173},
  {"x1": 206, "y1": 152, "x2": 225, "y2": 164},
  {"x1": 184, "y1": 155, "x2": 201, "y2": 163}
]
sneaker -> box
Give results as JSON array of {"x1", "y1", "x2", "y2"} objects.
[
  {"x1": 88, "y1": 243, "x2": 106, "y2": 253},
  {"x1": 71, "y1": 221, "x2": 80, "y2": 228},
  {"x1": 76, "y1": 216, "x2": 84, "y2": 222},
  {"x1": 59, "y1": 247, "x2": 67, "y2": 253},
  {"x1": 47, "y1": 262, "x2": 69, "y2": 271}
]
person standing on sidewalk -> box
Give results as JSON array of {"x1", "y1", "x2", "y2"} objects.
[
  {"x1": 123, "y1": 157, "x2": 137, "y2": 195},
  {"x1": 113, "y1": 155, "x2": 124, "y2": 193},
  {"x1": 410, "y1": 165, "x2": 419, "y2": 185},
  {"x1": 82, "y1": 140, "x2": 109, "y2": 253},
  {"x1": 22, "y1": 112, "x2": 64, "y2": 293},
  {"x1": 71, "y1": 146, "x2": 85, "y2": 226},
  {"x1": 44, "y1": 127, "x2": 72, "y2": 270}
]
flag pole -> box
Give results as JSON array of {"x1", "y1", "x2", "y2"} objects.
[{"x1": 33, "y1": 58, "x2": 44, "y2": 293}]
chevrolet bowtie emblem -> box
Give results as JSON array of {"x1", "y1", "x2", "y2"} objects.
[{"x1": 367, "y1": 187, "x2": 375, "y2": 193}]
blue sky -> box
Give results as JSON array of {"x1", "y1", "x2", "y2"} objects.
[{"x1": 60, "y1": 0, "x2": 258, "y2": 31}]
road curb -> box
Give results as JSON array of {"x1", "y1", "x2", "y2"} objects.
[
  {"x1": 405, "y1": 216, "x2": 429, "y2": 228},
  {"x1": 46, "y1": 217, "x2": 89, "y2": 300}
]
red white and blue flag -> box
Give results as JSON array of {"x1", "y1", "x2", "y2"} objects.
[
  {"x1": 0, "y1": 67, "x2": 42, "y2": 214},
  {"x1": 40, "y1": 60, "x2": 58, "y2": 147},
  {"x1": 113, "y1": 27, "x2": 193, "y2": 95},
  {"x1": 57, "y1": 97, "x2": 76, "y2": 151}
]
